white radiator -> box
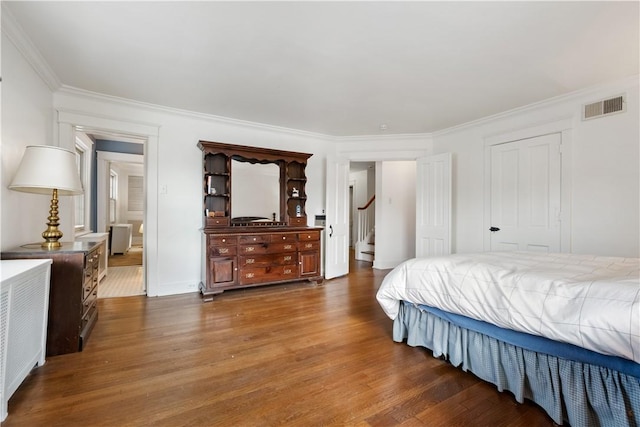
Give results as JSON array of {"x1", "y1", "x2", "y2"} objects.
[{"x1": 0, "y1": 259, "x2": 52, "y2": 421}]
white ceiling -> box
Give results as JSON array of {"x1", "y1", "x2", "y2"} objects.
[{"x1": 5, "y1": 1, "x2": 639, "y2": 136}]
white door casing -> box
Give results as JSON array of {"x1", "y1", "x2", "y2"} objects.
[
  {"x1": 57, "y1": 110, "x2": 159, "y2": 296},
  {"x1": 489, "y1": 133, "x2": 562, "y2": 252},
  {"x1": 416, "y1": 153, "x2": 452, "y2": 258},
  {"x1": 324, "y1": 156, "x2": 350, "y2": 279}
]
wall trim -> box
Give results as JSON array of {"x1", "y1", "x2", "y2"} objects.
[
  {"x1": 336, "y1": 133, "x2": 432, "y2": 143},
  {"x1": 57, "y1": 109, "x2": 160, "y2": 137},
  {"x1": 56, "y1": 74, "x2": 637, "y2": 143},
  {"x1": 56, "y1": 85, "x2": 336, "y2": 142},
  {"x1": 434, "y1": 75, "x2": 638, "y2": 138}
]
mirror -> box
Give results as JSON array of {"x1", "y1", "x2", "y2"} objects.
[{"x1": 231, "y1": 159, "x2": 280, "y2": 222}]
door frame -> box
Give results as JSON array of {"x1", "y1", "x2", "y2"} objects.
[
  {"x1": 57, "y1": 110, "x2": 160, "y2": 296},
  {"x1": 483, "y1": 118, "x2": 573, "y2": 252},
  {"x1": 328, "y1": 146, "x2": 430, "y2": 273}
]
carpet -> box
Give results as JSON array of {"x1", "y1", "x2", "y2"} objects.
[
  {"x1": 99, "y1": 266, "x2": 145, "y2": 298},
  {"x1": 108, "y1": 245, "x2": 143, "y2": 267}
]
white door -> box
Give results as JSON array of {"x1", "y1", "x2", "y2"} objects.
[
  {"x1": 416, "y1": 153, "x2": 452, "y2": 258},
  {"x1": 490, "y1": 133, "x2": 562, "y2": 252},
  {"x1": 325, "y1": 156, "x2": 350, "y2": 279}
]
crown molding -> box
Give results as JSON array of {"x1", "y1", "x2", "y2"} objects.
[
  {"x1": 1, "y1": 3, "x2": 61, "y2": 91},
  {"x1": 335, "y1": 132, "x2": 432, "y2": 143},
  {"x1": 433, "y1": 74, "x2": 640, "y2": 138},
  {"x1": 58, "y1": 84, "x2": 432, "y2": 144},
  {"x1": 56, "y1": 85, "x2": 338, "y2": 142}
]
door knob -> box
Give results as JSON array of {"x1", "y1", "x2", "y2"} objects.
[{"x1": 489, "y1": 227, "x2": 500, "y2": 232}]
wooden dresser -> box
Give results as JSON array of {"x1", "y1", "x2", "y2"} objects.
[
  {"x1": 201, "y1": 227, "x2": 322, "y2": 298},
  {"x1": 1, "y1": 241, "x2": 100, "y2": 356},
  {"x1": 198, "y1": 141, "x2": 324, "y2": 299}
]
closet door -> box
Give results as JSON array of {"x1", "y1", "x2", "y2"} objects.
[{"x1": 489, "y1": 133, "x2": 561, "y2": 252}]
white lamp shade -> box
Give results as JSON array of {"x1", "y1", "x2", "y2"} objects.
[{"x1": 9, "y1": 145, "x2": 83, "y2": 196}]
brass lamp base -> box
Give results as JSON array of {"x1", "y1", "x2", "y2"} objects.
[{"x1": 41, "y1": 188, "x2": 63, "y2": 249}]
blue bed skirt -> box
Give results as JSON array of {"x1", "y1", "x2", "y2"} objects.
[{"x1": 393, "y1": 301, "x2": 640, "y2": 427}]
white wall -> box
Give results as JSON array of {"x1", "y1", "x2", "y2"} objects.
[
  {"x1": 52, "y1": 89, "x2": 334, "y2": 296},
  {"x1": 374, "y1": 161, "x2": 416, "y2": 268},
  {"x1": 0, "y1": 32, "x2": 61, "y2": 250},
  {"x1": 433, "y1": 76, "x2": 639, "y2": 257}
]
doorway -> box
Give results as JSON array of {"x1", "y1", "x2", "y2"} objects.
[
  {"x1": 95, "y1": 142, "x2": 146, "y2": 298},
  {"x1": 58, "y1": 110, "x2": 160, "y2": 296}
]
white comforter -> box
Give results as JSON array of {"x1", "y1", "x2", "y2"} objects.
[{"x1": 376, "y1": 252, "x2": 640, "y2": 363}]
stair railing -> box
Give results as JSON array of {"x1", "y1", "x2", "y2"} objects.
[{"x1": 356, "y1": 195, "x2": 375, "y2": 260}]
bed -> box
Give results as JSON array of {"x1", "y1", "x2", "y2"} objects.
[{"x1": 376, "y1": 251, "x2": 640, "y2": 427}]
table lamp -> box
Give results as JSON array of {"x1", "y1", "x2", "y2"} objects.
[{"x1": 9, "y1": 145, "x2": 84, "y2": 249}]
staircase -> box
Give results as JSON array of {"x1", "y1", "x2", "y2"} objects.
[{"x1": 355, "y1": 195, "x2": 375, "y2": 262}]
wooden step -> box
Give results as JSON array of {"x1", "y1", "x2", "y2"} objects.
[{"x1": 362, "y1": 250, "x2": 375, "y2": 255}]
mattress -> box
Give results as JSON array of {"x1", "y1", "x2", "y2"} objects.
[{"x1": 376, "y1": 251, "x2": 640, "y2": 363}]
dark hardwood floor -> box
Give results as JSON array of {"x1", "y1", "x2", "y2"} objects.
[{"x1": 4, "y1": 254, "x2": 557, "y2": 426}]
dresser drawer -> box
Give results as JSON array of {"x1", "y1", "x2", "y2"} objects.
[
  {"x1": 82, "y1": 286, "x2": 98, "y2": 318},
  {"x1": 299, "y1": 240, "x2": 320, "y2": 251},
  {"x1": 206, "y1": 217, "x2": 230, "y2": 227},
  {"x1": 239, "y1": 244, "x2": 269, "y2": 255},
  {"x1": 239, "y1": 253, "x2": 297, "y2": 268},
  {"x1": 268, "y1": 242, "x2": 297, "y2": 253},
  {"x1": 239, "y1": 265, "x2": 299, "y2": 285},
  {"x1": 289, "y1": 217, "x2": 307, "y2": 226},
  {"x1": 210, "y1": 236, "x2": 237, "y2": 246},
  {"x1": 298, "y1": 231, "x2": 320, "y2": 241},
  {"x1": 270, "y1": 233, "x2": 297, "y2": 243},
  {"x1": 239, "y1": 235, "x2": 269, "y2": 245},
  {"x1": 210, "y1": 245, "x2": 237, "y2": 256},
  {"x1": 83, "y1": 251, "x2": 99, "y2": 285},
  {"x1": 82, "y1": 279, "x2": 96, "y2": 302},
  {"x1": 81, "y1": 300, "x2": 98, "y2": 336}
]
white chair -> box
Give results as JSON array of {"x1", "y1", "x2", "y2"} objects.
[{"x1": 110, "y1": 224, "x2": 132, "y2": 255}]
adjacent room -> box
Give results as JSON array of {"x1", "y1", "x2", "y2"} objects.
[{"x1": 1, "y1": 2, "x2": 638, "y2": 426}]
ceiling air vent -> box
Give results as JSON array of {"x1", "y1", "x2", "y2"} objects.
[{"x1": 583, "y1": 95, "x2": 625, "y2": 120}]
